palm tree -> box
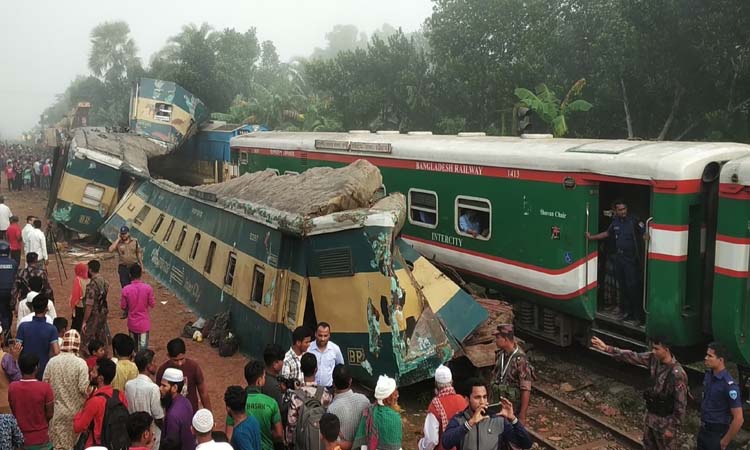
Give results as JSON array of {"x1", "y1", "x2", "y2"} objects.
[{"x1": 88, "y1": 21, "x2": 140, "y2": 82}]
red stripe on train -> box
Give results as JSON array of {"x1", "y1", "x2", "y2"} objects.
[
  {"x1": 716, "y1": 234, "x2": 750, "y2": 245},
  {"x1": 403, "y1": 234, "x2": 596, "y2": 275},
  {"x1": 234, "y1": 146, "x2": 701, "y2": 193},
  {"x1": 715, "y1": 266, "x2": 750, "y2": 278}
]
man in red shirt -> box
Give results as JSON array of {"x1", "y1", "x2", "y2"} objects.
[
  {"x1": 156, "y1": 338, "x2": 211, "y2": 412},
  {"x1": 8, "y1": 353, "x2": 54, "y2": 448},
  {"x1": 127, "y1": 411, "x2": 156, "y2": 450},
  {"x1": 6, "y1": 216, "x2": 22, "y2": 266},
  {"x1": 74, "y1": 357, "x2": 129, "y2": 447}
]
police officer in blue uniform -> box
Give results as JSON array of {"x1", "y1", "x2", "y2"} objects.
[
  {"x1": 0, "y1": 241, "x2": 18, "y2": 340},
  {"x1": 699, "y1": 342, "x2": 744, "y2": 450},
  {"x1": 586, "y1": 200, "x2": 647, "y2": 324}
]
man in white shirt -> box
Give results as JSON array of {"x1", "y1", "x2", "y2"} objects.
[
  {"x1": 33, "y1": 161, "x2": 41, "y2": 189},
  {"x1": 0, "y1": 197, "x2": 12, "y2": 241},
  {"x1": 192, "y1": 409, "x2": 232, "y2": 449},
  {"x1": 27, "y1": 219, "x2": 47, "y2": 264},
  {"x1": 17, "y1": 276, "x2": 56, "y2": 324},
  {"x1": 306, "y1": 322, "x2": 344, "y2": 388},
  {"x1": 22, "y1": 216, "x2": 35, "y2": 257},
  {"x1": 126, "y1": 349, "x2": 165, "y2": 450}
]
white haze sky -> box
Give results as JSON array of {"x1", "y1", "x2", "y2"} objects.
[{"x1": 0, "y1": 0, "x2": 433, "y2": 138}]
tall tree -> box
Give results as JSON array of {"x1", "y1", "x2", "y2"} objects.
[
  {"x1": 88, "y1": 21, "x2": 141, "y2": 83},
  {"x1": 87, "y1": 21, "x2": 142, "y2": 127}
]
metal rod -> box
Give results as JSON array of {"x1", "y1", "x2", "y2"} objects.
[
  {"x1": 585, "y1": 202, "x2": 590, "y2": 298},
  {"x1": 642, "y1": 217, "x2": 653, "y2": 314}
]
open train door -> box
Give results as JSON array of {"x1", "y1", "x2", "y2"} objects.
[{"x1": 591, "y1": 181, "x2": 652, "y2": 339}]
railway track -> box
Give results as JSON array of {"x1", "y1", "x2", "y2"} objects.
[{"x1": 528, "y1": 384, "x2": 643, "y2": 450}]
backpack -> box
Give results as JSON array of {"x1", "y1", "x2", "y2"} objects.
[
  {"x1": 218, "y1": 331, "x2": 239, "y2": 357},
  {"x1": 293, "y1": 386, "x2": 327, "y2": 450},
  {"x1": 96, "y1": 390, "x2": 130, "y2": 450},
  {"x1": 209, "y1": 312, "x2": 231, "y2": 347}
]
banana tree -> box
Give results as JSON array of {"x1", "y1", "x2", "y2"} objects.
[{"x1": 514, "y1": 79, "x2": 593, "y2": 137}]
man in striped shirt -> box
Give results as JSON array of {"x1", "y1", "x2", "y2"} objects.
[{"x1": 281, "y1": 326, "x2": 311, "y2": 385}]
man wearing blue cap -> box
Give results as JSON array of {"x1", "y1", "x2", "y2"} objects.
[{"x1": 109, "y1": 226, "x2": 143, "y2": 289}]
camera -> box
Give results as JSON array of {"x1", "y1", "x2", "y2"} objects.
[
  {"x1": 277, "y1": 376, "x2": 299, "y2": 391},
  {"x1": 481, "y1": 402, "x2": 501, "y2": 416}
]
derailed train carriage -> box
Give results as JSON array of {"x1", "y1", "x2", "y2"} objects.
[
  {"x1": 229, "y1": 131, "x2": 750, "y2": 364},
  {"x1": 48, "y1": 78, "x2": 208, "y2": 236},
  {"x1": 101, "y1": 160, "x2": 490, "y2": 385}
]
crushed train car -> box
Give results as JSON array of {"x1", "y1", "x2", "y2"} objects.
[
  {"x1": 48, "y1": 78, "x2": 209, "y2": 236},
  {"x1": 100, "y1": 160, "x2": 489, "y2": 386}
]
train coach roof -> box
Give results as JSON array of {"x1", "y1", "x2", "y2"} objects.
[
  {"x1": 231, "y1": 132, "x2": 750, "y2": 182},
  {"x1": 71, "y1": 127, "x2": 172, "y2": 176},
  {"x1": 152, "y1": 159, "x2": 403, "y2": 235},
  {"x1": 721, "y1": 153, "x2": 750, "y2": 185}
]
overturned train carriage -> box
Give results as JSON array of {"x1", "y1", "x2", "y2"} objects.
[
  {"x1": 49, "y1": 127, "x2": 169, "y2": 235},
  {"x1": 101, "y1": 160, "x2": 488, "y2": 385}
]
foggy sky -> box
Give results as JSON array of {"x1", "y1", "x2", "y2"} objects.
[{"x1": 0, "y1": 0, "x2": 433, "y2": 139}]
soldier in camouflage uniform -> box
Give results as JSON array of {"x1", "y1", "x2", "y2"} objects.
[
  {"x1": 81, "y1": 260, "x2": 110, "y2": 355},
  {"x1": 11, "y1": 251, "x2": 53, "y2": 306},
  {"x1": 491, "y1": 324, "x2": 534, "y2": 424},
  {"x1": 591, "y1": 336, "x2": 687, "y2": 450}
]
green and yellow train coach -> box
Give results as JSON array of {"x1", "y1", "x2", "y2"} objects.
[
  {"x1": 100, "y1": 161, "x2": 489, "y2": 386},
  {"x1": 229, "y1": 131, "x2": 750, "y2": 357}
]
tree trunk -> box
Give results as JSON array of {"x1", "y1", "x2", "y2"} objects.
[
  {"x1": 657, "y1": 84, "x2": 685, "y2": 141},
  {"x1": 620, "y1": 78, "x2": 634, "y2": 139}
]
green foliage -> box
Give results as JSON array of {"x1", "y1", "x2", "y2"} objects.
[
  {"x1": 40, "y1": 4, "x2": 750, "y2": 142},
  {"x1": 514, "y1": 80, "x2": 593, "y2": 137}
]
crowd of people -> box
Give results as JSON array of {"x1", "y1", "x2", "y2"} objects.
[
  {"x1": 0, "y1": 143, "x2": 54, "y2": 192},
  {"x1": 0, "y1": 188, "x2": 743, "y2": 450}
]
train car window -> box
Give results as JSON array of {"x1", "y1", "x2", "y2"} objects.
[
  {"x1": 189, "y1": 233, "x2": 201, "y2": 260},
  {"x1": 374, "y1": 185, "x2": 387, "y2": 201},
  {"x1": 204, "y1": 241, "x2": 217, "y2": 273},
  {"x1": 81, "y1": 184, "x2": 105, "y2": 208},
  {"x1": 134, "y1": 205, "x2": 151, "y2": 225},
  {"x1": 286, "y1": 280, "x2": 301, "y2": 327},
  {"x1": 455, "y1": 196, "x2": 491, "y2": 240},
  {"x1": 175, "y1": 226, "x2": 188, "y2": 252},
  {"x1": 224, "y1": 252, "x2": 237, "y2": 286},
  {"x1": 408, "y1": 189, "x2": 438, "y2": 229},
  {"x1": 155, "y1": 103, "x2": 172, "y2": 122},
  {"x1": 251, "y1": 266, "x2": 266, "y2": 304},
  {"x1": 151, "y1": 214, "x2": 165, "y2": 235},
  {"x1": 239, "y1": 152, "x2": 249, "y2": 164},
  {"x1": 163, "y1": 219, "x2": 176, "y2": 242}
]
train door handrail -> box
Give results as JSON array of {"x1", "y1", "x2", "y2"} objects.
[
  {"x1": 585, "y1": 202, "x2": 590, "y2": 297},
  {"x1": 642, "y1": 217, "x2": 654, "y2": 314}
]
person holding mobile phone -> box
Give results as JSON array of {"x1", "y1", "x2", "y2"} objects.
[
  {"x1": 442, "y1": 378, "x2": 532, "y2": 450},
  {"x1": 491, "y1": 324, "x2": 534, "y2": 424}
]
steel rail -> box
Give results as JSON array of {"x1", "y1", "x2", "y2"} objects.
[{"x1": 531, "y1": 384, "x2": 643, "y2": 450}]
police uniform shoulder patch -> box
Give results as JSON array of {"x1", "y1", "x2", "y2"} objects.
[{"x1": 730, "y1": 390, "x2": 738, "y2": 400}]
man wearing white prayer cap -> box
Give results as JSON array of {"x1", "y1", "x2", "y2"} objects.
[
  {"x1": 160, "y1": 368, "x2": 196, "y2": 450},
  {"x1": 419, "y1": 365, "x2": 468, "y2": 450},
  {"x1": 191, "y1": 408, "x2": 232, "y2": 449},
  {"x1": 353, "y1": 375, "x2": 403, "y2": 449}
]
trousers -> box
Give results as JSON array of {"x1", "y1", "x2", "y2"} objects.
[
  {"x1": 697, "y1": 423, "x2": 732, "y2": 450},
  {"x1": 614, "y1": 253, "x2": 641, "y2": 321}
]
